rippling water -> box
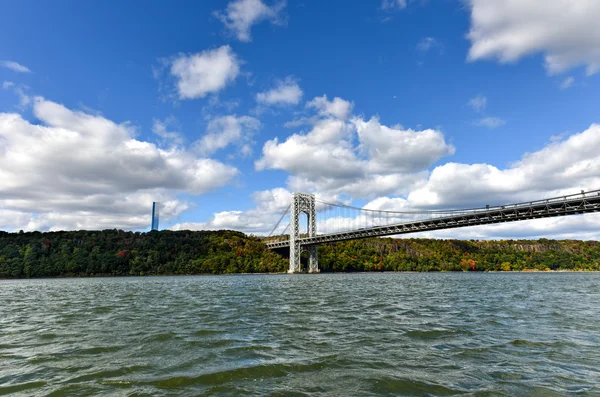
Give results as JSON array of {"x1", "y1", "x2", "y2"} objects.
[{"x1": 1, "y1": 273, "x2": 600, "y2": 396}]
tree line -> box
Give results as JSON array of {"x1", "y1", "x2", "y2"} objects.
[
  {"x1": 0, "y1": 229, "x2": 599, "y2": 278},
  {"x1": 0, "y1": 230, "x2": 287, "y2": 278},
  {"x1": 317, "y1": 237, "x2": 600, "y2": 272}
]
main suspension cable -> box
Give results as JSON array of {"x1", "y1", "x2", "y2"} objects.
[{"x1": 268, "y1": 204, "x2": 291, "y2": 237}]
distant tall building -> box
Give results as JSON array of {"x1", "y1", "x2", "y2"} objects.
[{"x1": 151, "y1": 202, "x2": 160, "y2": 231}]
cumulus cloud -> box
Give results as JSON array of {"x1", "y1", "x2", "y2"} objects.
[
  {"x1": 256, "y1": 118, "x2": 359, "y2": 179},
  {"x1": 466, "y1": 0, "x2": 600, "y2": 75},
  {"x1": 0, "y1": 97, "x2": 239, "y2": 231},
  {"x1": 306, "y1": 95, "x2": 353, "y2": 120},
  {"x1": 472, "y1": 117, "x2": 506, "y2": 129},
  {"x1": 215, "y1": 0, "x2": 286, "y2": 42},
  {"x1": 195, "y1": 115, "x2": 261, "y2": 156},
  {"x1": 355, "y1": 117, "x2": 455, "y2": 174},
  {"x1": 0, "y1": 60, "x2": 31, "y2": 73},
  {"x1": 408, "y1": 123, "x2": 600, "y2": 208},
  {"x1": 170, "y1": 46, "x2": 240, "y2": 100},
  {"x1": 256, "y1": 77, "x2": 302, "y2": 106},
  {"x1": 256, "y1": 95, "x2": 454, "y2": 199}
]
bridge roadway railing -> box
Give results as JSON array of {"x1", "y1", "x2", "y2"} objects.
[{"x1": 265, "y1": 190, "x2": 600, "y2": 249}]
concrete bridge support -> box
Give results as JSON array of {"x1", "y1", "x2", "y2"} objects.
[{"x1": 289, "y1": 193, "x2": 319, "y2": 273}]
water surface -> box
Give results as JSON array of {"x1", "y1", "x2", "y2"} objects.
[{"x1": 1, "y1": 273, "x2": 600, "y2": 396}]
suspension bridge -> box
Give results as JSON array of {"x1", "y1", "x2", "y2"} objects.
[{"x1": 264, "y1": 189, "x2": 600, "y2": 273}]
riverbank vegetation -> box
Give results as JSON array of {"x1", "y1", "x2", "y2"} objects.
[
  {"x1": 0, "y1": 230, "x2": 599, "y2": 278},
  {"x1": 0, "y1": 230, "x2": 287, "y2": 278},
  {"x1": 318, "y1": 238, "x2": 600, "y2": 272}
]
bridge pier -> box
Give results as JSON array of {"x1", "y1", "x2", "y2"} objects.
[
  {"x1": 308, "y1": 246, "x2": 319, "y2": 273},
  {"x1": 288, "y1": 193, "x2": 319, "y2": 273},
  {"x1": 288, "y1": 244, "x2": 319, "y2": 273},
  {"x1": 289, "y1": 241, "x2": 302, "y2": 273}
]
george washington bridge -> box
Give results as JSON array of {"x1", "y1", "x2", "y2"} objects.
[{"x1": 264, "y1": 189, "x2": 600, "y2": 273}]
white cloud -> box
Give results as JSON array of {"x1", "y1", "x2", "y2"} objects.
[
  {"x1": 467, "y1": 95, "x2": 487, "y2": 113},
  {"x1": 560, "y1": 76, "x2": 575, "y2": 89},
  {"x1": 0, "y1": 60, "x2": 31, "y2": 73},
  {"x1": 152, "y1": 117, "x2": 183, "y2": 146},
  {"x1": 473, "y1": 117, "x2": 506, "y2": 129},
  {"x1": 306, "y1": 95, "x2": 353, "y2": 120},
  {"x1": 195, "y1": 115, "x2": 261, "y2": 156},
  {"x1": 408, "y1": 123, "x2": 600, "y2": 208},
  {"x1": 172, "y1": 210, "x2": 266, "y2": 234},
  {"x1": 2, "y1": 82, "x2": 31, "y2": 110},
  {"x1": 354, "y1": 117, "x2": 455, "y2": 174},
  {"x1": 256, "y1": 95, "x2": 454, "y2": 199},
  {"x1": 172, "y1": 187, "x2": 293, "y2": 234},
  {"x1": 256, "y1": 117, "x2": 360, "y2": 180},
  {"x1": 256, "y1": 77, "x2": 302, "y2": 106},
  {"x1": 0, "y1": 193, "x2": 189, "y2": 233},
  {"x1": 381, "y1": 0, "x2": 407, "y2": 10},
  {"x1": 288, "y1": 172, "x2": 427, "y2": 200},
  {"x1": 215, "y1": 0, "x2": 286, "y2": 42},
  {"x1": 466, "y1": 0, "x2": 600, "y2": 75},
  {"x1": 0, "y1": 97, "x2": 239, "y2": 231},
  {"x1": 170, "y1": 46, "x2": 240, "y2": 99}
]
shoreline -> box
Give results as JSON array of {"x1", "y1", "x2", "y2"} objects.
[{"x1": 2, "y1": 269, "x2": 600, "y2": 281}]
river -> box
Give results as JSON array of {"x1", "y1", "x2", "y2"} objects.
[{"x1": 1, "y1": 273, "x2": 599, "y2": 396}]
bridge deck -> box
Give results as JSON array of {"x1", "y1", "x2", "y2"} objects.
[{"x1": 265, "y1": 192, "x2": 600, "y2": 249}]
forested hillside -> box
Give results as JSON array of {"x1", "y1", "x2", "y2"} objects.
[
  {"x1": 0, "y1": 230, "x2": 599, "y2": 278},
  {"x1": 318, "y1": 238, "x2": 600, "y2": 272},
  {"x1": 0, "y1": 230, "x2": 287, "y2": 278}
]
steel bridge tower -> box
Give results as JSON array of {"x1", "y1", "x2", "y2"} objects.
[{"x1": 289, "y1": 193, "x2": 319, "y2": 273}]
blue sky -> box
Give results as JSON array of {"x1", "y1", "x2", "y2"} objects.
[{"x1": 2, "y1": 0, "x2": 600, "y2": 239}]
